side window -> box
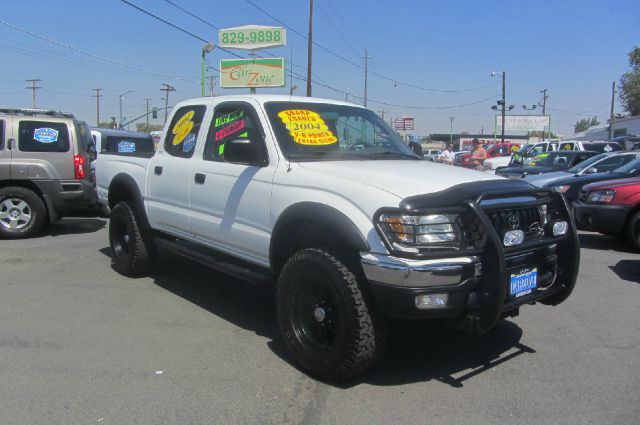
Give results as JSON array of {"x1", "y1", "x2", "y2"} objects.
[
  {"x1": 164, "y1": 105, "x2": 206, "y2": 158},
  {"x1": 204, "y1": 103, "x2": 266, "y2": 162},
  {"x1": 0, "y1": 119, "x2": 4, "y2": 150},
  {"x1": 598, "y1": 155, "x2": 632, "y2": 172},
  {"x1": 18, "y1": 121, "x2": 70, "y2": 152}
]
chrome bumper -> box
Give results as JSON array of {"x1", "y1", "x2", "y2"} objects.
[{"x1": 360, "y1": 252, "x2": 481, "y2": 288}]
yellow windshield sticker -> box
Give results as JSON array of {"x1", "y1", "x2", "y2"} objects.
[
  {"x1": 278, "y1": 109, "x2": 337, "y2": 145},
  {"x1": 172, "y1": 110, "x2": 195, "y2": 145}
]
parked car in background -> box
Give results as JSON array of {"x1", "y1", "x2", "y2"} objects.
[
  {"x1": 524, "y1": 151, "x2": 640, "y2": 187},
  {"x1": 486, "y1": 141, "x2": 557, "y2": 172},
  {"x1": 609, "y1": 135, "x2": 640, "y2": 150},
  {"x1": 546, "y1": 157, "x2": 640, "y2": 204},
  {"x1": 423, "y1": 149, "x2": 442, "y2": 161},
  {"x1": 574, "y1": 177, "x2": 640, "y2": 249},
  {"x1": 460, "y1": 142, "x2": 519, "y2": 167},
  {"x1": 0, "y1": 108, "x2": 96, "y2": 238},
  {"x1": 453, "y1": 150, "x2": 470, "y2": 166},
  {"x1": 496, "y1": 151, "x2": 597, "y2": 179}
]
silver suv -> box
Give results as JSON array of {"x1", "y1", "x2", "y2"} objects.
[{"x1": 0, "y1": 108, "x2": 96, "y2": 238}]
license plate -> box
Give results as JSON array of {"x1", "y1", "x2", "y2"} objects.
[{"x1": 510, "y1": 268, "x2": 537, "y2": 298}]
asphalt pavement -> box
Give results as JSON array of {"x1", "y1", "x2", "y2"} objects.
[{"x1": 1, "y1": 218, "x2": 638, "y2": 425}]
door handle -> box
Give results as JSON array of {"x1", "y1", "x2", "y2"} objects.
[
  {"x1": 194, "y1": 173, "x2": 206, "y2": 184},
  {"x1": 154, "y1": 166, "x2": 163, "y2": 175},
  {"x1": 8, "y1": 138, "x2": 15, "y2": 150}
]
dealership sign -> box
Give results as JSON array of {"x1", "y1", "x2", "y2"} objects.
[
  {"x1": 393, "y1": 117, "x2": 415, "y2": 131},
  {"x1": 496, "y1": 115, "x2": 550, "y2": 131},
  {"x1": 219, "y1": 25, "x2": 286, "y2": 50},
  {"x1": 220, "y1": 58, "x2": 285, "y2": 88}
]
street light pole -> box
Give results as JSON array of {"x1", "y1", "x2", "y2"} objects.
[
  {"x1": 501, "y1": 71, "x2": 506, "y2": 144},
  {"x1": 449, "y1": 116, "x2": 455, "y2": 148},
  {"x1": 119, "y1": 90, "x2": 136, "y2": 129},
  {"x1": 201, "y1": 43, "x2": 215, "y2": 97}
]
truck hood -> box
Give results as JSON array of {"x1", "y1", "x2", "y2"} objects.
[
  {"x1": 297, "y1": 160, "x2": 502, "y2": 199},
  {"x1": 524, "y1": 171, "x2": 571, "y2": 187}
]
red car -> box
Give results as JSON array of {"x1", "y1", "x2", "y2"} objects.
[
  {"x1": 573, "y1": 177, "x2": 640, "y2": 249},
  {"x1": 460, "y1": 143, "x2": 520, "y2": 167}
]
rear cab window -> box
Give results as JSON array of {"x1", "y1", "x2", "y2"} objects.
[
  {"x1": 164, "y1": 105, "x2": 206, "y2": 158},
  {"x1": 104, "y1": 135, "x2": 155, "y2": 157},
  {"x1": 18, "y1": 121, "x2": 70, "y2": 152}
]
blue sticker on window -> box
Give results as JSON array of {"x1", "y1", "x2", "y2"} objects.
[
  {"x1": 182, "y1": 133, "x2": 196, "y2": 153},
  {"x1": 33, "y1": 128, "x2": 59, "y2": 143},
  {"x1": 117, "y1": 140, "x2": 136, "y2": 153}
]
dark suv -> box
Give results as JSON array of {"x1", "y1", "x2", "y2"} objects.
[{"x1": 0, "y1": 108, "x2": 96, "y2": 238}]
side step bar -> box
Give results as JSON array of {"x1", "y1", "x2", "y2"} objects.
[{"x1": 155, "y1": 237, "x2": 273, "y2": 285}]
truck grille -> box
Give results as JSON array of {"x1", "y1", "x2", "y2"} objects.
[{"x1": 483, "y1": 206, "x2": 546, "y2": 242}]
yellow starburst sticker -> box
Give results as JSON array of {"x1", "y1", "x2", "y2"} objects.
[
  {"x1": 278, "y1": 109, "x2": 337, "y2": 145},
  {"x1": 172, "y1": 110, "x2": 195, "y2": 146}
]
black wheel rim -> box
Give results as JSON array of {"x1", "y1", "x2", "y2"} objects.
[
  {"x1": 112, "y1": 218, "x2": 130, "y2": 258},
  {"x1": 291, "y1": 277, "x2": 341, "y2": 352}
]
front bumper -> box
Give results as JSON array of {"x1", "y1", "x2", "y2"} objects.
[
  {"x1": 573, "y1": 201, "x2": 631, "y2": 236},
  {"x1": 361, "y1": 183, "x2": 580, "y2": 332}
]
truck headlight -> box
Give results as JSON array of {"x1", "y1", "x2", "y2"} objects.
[
  {"x1": 378, "y1": 213, "x2": 463, "y2": 251},
  {"x1": 586, "y1": 190, "x2": 615, "y2": 203}
]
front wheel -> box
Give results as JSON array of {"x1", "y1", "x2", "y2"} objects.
[
  {"x1": 0, "y1": 186, "x2": 46, "y2": 239},
  {"x1": 627, "y1": 211, "x2": 640, "y2": 251},
  {"x1": 276, "y1": 248, "x2": 386, "y2": 380},
  {"x1": 109, "y1": 202, "x2": 155, "y2": 276}
]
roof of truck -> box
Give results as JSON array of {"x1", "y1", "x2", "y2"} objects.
[{"x1": 172, "y1": 94, "x2": 363, "y2": 108}]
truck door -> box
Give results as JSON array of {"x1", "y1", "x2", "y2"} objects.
[
  {"x1": 146, "y1": 105, "x2": 207, "y2": 238},
  {"x1": 189, "y1": 101, "x2": 275, "y2": 264},
  {"x1": 0, "y1": 118, "x2": 9, "y2": 179}
]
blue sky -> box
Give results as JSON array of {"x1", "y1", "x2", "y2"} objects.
[{"x1": 0, "y1": 0, "x2": 638, "y2": 136}]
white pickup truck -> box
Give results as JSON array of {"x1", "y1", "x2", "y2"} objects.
[{"x1": 96, "y1": 95, "x2": 579, "y2": 380}]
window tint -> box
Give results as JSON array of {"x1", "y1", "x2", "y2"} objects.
[
  {"x1": 164, "y1": 105, "x2": 206, "y2": 158},
  {"x1": 597, "y1": 154, "x2": 636, "y2": 172},
  {"x1": 18, "y1": 121, "x2": 70, "y2": 152},
  {"x1": 75, "y1": 121, "x2": 95, "y2": 157},
  {"x1": 105, "y1": 135, "x2": 155, "y2": 155},
  {"x1": 204, "y1": 102, "x2": 266, "y2": 162}
]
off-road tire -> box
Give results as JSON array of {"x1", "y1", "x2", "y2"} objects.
[
  {"x1": 276, "y1": 248, "x2": 387, "y2": 381},
  {"x1": 0, "y1": 186, "x2": 46, "y2": 239},
  {"x1": 627, "y1": 211, "x2": 640, "y2": 251},
  {"x1": 109, "y1": 201, "x2": 155, "y2": 276}
]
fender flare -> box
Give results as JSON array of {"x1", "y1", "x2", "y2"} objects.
[{"x1": 108, "y1": 173, "x2": 151, "y2": 230}]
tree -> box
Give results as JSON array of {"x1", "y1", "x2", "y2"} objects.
[
  {"x1": 574, "y1": 116, "x2": 600, "y2": 133},
  {"x1": 135, "y1": 123, "x2": 164, "y2": 133},
  {"x1": 619, "y1": 46, "x2": 640, "y2": 116}
]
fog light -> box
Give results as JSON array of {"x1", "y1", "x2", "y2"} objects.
[
  {"x1": 553, "y1": 221, "x2": 568, "y2": 236},
  {"x1": 415, "y1": 293, "x2": 449, "y2": 309},
  {"x1": 503, "y1": 229, "x2": 524, "y2": 247}
]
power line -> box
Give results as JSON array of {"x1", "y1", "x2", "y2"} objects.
[
  {"x1": 0, "y1": 18, "x2": 197, "y2": 83},
  {"x1": 316, "y1": 0, "x2": 359, "y2": 56},
  {"x1": 242, "y1": 0, "x2": 496, "y2": 93},
  {"x1": 322, "y1": 0, "x2": 363, "y2": 49}
]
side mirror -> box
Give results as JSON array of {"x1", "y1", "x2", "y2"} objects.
[
  {"x1": 585, "y1": 167, "x2": 598, "y2": 174},
  {"x1": 224, "y1": 139, "x2": 266, "y2": 166}
]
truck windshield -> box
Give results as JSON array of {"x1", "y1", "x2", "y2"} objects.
[{"x1": 264, "y1": 102, "x2": 418, "y2": 161}]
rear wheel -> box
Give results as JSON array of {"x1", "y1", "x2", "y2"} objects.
[
  {"x1": 276, "y1": 248, "x2": 386, "y2": 380},
  {"x1": 0, "y1": 186, "x2": 46, "y2": 239},
  {"x1": 627, "y1": 211, "x2": 640, "y2": 250},
  {"x1": 109, "y1": 201, "x2": 155, "y2": 276}
]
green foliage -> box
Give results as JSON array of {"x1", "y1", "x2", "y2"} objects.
[
  {"x1": 574, "y1": 116, "x2": 600, "y2": 133},
  {"x1": 528, "y1": 130, "x2": 558, "y2": 139},
  {"x1": 620, "y1": 46, "x2": 640, "y2": 116},
  {"x1": 135, "y1": 123, "x2": 164, "y2": 132}
]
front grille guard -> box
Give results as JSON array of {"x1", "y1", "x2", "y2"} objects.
[{"x1": 374, "y1": 187, "x2": 580, "y2": 333}]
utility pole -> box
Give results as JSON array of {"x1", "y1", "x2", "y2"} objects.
[
  {"x1": 92, "y1": 88, "x2": 102, "y2": 126},
  {"x1": 449, "y1": 116, "x2": 455, "y2": 148},
  {"x1": 160, "y1": 84, "x2": 176, "y2": 123},
  {"x1": 25, "y1": 79, "x2": 41, "y2": 108},
  {"x1": 363, "y1": 48, "x2": 370, "y2": 108},
  {"x1": 144, "y1": 98, "x2": 151, "y2": 132},
  {"x1": 608, "y1": 81, "x2": 616, "y2": 140},
  {"x1": 501, "y1": 71, "x2": 506, "y2": 144},
  {"x1": 306, "y1": 0, "x2": 313, "y2": 97},
  {"x1": 539, "y1": 88, "x2": 548, "y2": 141}
]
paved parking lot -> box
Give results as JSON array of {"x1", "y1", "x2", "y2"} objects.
[{"x1": 1, "y1": 218, "x2": 639, "y2": 425}]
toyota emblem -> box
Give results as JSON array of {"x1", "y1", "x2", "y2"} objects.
[{"x1": 508, "y1": 214, "x2": 520, "y2": 229}]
